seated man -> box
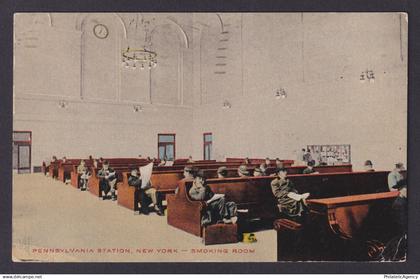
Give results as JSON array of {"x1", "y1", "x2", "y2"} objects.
[
  {"x1": 158, "y1": 157, "x2": 167, "y2": 167},
  {"x1": 175, "y1": 166, "x2": 195, "y2": 194},
  {"x1": 296, "y1": 148, "x2": 306, "y2": 165},
  {"x1": 379, "y1": 178, "x2": 407, "y2": 261},
  {"x1": 128, "y1": 169, "x2": 163, "y2": 216},
  {"x1": 187, "y1": 155, "x2": 194, "y2": 163},
  {"x1": 183, "y1": 166, "x2": 195, "y2": 180},
  {"x1": 303, "y1": 160, "x2": 319, "y2": 174},
  {"x1": 364, "y1": 160, "x2": 375, "y2": 172},
  {"x1": 271, "y1": 168, "x2": 310, "y2": 221},
  {"x1": 237, "y1": 165, "x2": 250, "y2": 177},
  {"x1": 217, "y1": 166, "x2": 228, "y2": 178},
  {"x1": 62, "y1": 156, "x2": 67, "y2": 163},
  {"x1": 253, "y1": 167, "x2": 264, "y2": 177},
  {"x1": 388, "y1": 162, "x2": 406, "y2": 192},
  {"x1": 243, "y1": 157, "x2": 250, "y2": 165},
  {"x1": 77, "y1": 160, "x2": 90, "y2": 191},
  {"x1": 265, "y1": 157, "x2": 271, "y2": 167},
  {"x1": 97, "y1": 161, "x2": 117, "y2": 201},
  {"x1": 303, "y1": 149, "x2": 312, "y2": 164},
  {"x1": 259, "y1": 163, "x2": 268, "y2": 175},
  {"x1": 189, "y1": 170, "x2": 238, "y2": 225},
  {"x1": 275, "y1": 158, "x2": 284, "y2": 169}
]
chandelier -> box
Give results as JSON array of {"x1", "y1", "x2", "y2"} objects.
[
  {"x1": 122, "y1": 16, "x2": 157, "y2": 70},
  {"x1": 122, "y1": 47, "x2": 157, "y2": 70}
]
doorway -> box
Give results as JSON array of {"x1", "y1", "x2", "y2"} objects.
[{"x1": 13, "y1": 131, "x2": 32, "y2": 173}]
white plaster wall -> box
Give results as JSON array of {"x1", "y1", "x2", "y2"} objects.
[
  {"x1": 13, "y1": 13, "x2": 408, "y2": 171},
  {"x1": 191, "y1": 13, "x2": 407, "y2": 171},
  {"x1": 13, "y1": 13, "x2": 194, "y2": 167}
]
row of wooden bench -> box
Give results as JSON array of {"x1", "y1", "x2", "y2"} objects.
[{"x1": 42, "y1": 157, "x2": 404, "y2": 260}]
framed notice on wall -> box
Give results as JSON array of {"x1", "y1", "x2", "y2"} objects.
[{"x1": 307, "y1": 144, "x2": 351, "y2": 165}]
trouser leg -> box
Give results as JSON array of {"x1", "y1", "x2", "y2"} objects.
[
  {"x1": 145, "y1": 188, "x2": 163, "y2": 215},
  {"x1": 139, "y1": 190, "x2": 150, "y2": 214},
  {"x1": 145, "y1": 188, "x2": 158, "y2": 205},
  {"x1": 109, "y1": 179, "x2": 117, "y2": 200}
]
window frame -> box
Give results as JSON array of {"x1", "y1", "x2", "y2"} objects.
[
  {"x1": 157, "y1": 133, "x2": 176, "y2": 160},
  {"x1": 203, "y1": 132, "x2": 213, "y2": 160}
]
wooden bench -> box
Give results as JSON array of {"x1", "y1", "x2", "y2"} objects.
[
  {"x1": 116, "y1": 166, "x2": 257, "y2": 211},
  {"x1": 48, "y1": 160, "x2": 62, "y2": 179},
  {"x1": 226, "y1": 158, "x2": 294, "y2": 167},
  {"x1": 57, "y1": 159, "x2": 88, "y2": 183},
  {"x1": 173, "y1": 159, "x2": 216, "y2": 165},
  {"x1": 167, "y1": 171, "x2": 390, "y2": 238},
  {"x1": 117, "y1": 171, "x2": 185, "y2": 211},
  {"x1": 275, "y1": 191, "x2": 400, "y2": 261},
  {"x1": 67, "y1": 158, "x2": 149, "y2": 188},
  {"x1": 87, "y1": 164, "x2": 150, "y2": 197}
]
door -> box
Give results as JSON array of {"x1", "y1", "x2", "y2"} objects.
[{"x1": 13, "y1": 131, "x2": 32, "y2": 173}]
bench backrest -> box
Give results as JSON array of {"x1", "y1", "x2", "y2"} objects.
[{"x1": 193, "y1": 171, "x2": 390, "y2": 204}]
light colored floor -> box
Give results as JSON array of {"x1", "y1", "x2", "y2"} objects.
[{"x1": 12, "y1": 173, "x2": 277, "y2": 262}]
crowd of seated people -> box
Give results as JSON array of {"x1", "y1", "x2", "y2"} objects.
[{"x1": 46, "y1": 155, "x2": 408, "y2": 240}]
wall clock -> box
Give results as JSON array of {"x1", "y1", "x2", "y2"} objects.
[{"x1": 93, "y1": 24, "x2": 109, "y2": 39}]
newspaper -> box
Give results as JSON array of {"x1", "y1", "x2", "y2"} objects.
[{"x1": 139, "y1": 162, "x2": 153, "y2": 188}]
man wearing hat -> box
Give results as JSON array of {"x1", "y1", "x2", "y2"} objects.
[
  {"x1": 183, "y1": 166, "x2": 195, "y2": 180},
  {"x1": 237, "y1": 165, "x2": 250, "y2": 177},
  {"x1": 380, "y1": 170, "x2": 407, "y2": 261},
  {"x1": 388, "y1": 163, "x2": 406, "y2": 192},
  {"x1": 97, "y1": 161, "x2": 117, "y2": 201},
  {"x1": 271, "y1": 168, "x2": 310, "y2": 220},
  {"x1": 253, "y1": 167, "x2": 263, "y2": 177},
  {"x1": 128, "y1": 169, "x2": 163, "y2": 216},
  {"x1": 303, "y1": 161, "x2": 319, "y2": 175},
  {"x1": 259, "y1": 163, "x2": 268, "y2": 175},
  {"x1": 275, "y1": 158, "x2": 284, "y2": 169},
  {"x1": 217, "y1": 166, "x2": 228, "y2": 178},
  {"x1": 189, "y1": 170, "x2": 238, "y2": 225},
  {"x1": 174, "y1": 166, "x2": 196, "y2": 194},
  {"x1": 364, "y1": 160, "x2": 375, "y2": 172}
]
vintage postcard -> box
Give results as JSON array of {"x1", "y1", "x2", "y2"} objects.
[{"x1": 12, "y1": 12, "x2": 407, "y2": 262}]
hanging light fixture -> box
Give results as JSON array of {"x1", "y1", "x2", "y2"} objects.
[
  {"x1": 122, "y1": 15, "x2": 157, "y2": 71},
  {"x1": 222, "y1": 100, "x2": 231, "y2": 109},
  {"x1": 58, "y1": 100, "x2": 68, "y2": 109},
  {"x1": 133, "y1": 104, "x2": 143, "y2": 112},
  {"x1": 275, "y1": 88, "x2": 287, "y2": 100},
  {"x1": 360, "y1": 69, "x2": 375, "y2": 83}
]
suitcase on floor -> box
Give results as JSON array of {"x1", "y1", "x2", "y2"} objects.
[{"x1": 203, "y1": 223, "x2": 238, "y2": 245}]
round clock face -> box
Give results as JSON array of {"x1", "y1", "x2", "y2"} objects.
[{"x1": 93, "y1": 24, "x2": 109, "y2": 39}]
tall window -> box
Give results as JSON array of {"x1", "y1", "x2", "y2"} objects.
[
  {"x1": 158, "y1": 134, "x2": 176, "y2": 161},
  {"x1": 203, "y1": 133, "x2": 213, "y2": 160}
]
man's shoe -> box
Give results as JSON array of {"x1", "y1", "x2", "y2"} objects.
[
  {"x1": 223, "y1": 218, "x2": 232, "y2": 224},
  {"x1": 141, "y1": 209, "x2": 149, "y2": 215},
  {"x1": 102, "y1": 195, "x2": 107, "y2": 200}
]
